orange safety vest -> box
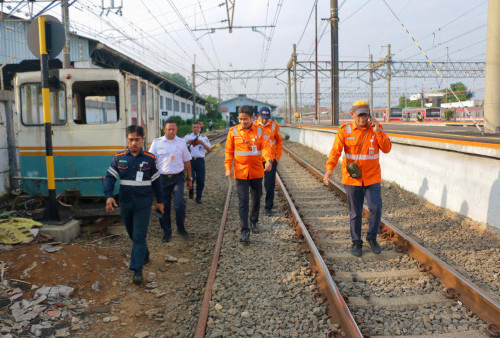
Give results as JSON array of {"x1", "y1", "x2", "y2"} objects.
[
  {"x1": 225, "y1": 123, "x2": 273, "y2": 180},
  {"x1": 326, "y1": 121, "x2": 392, "y2": 186},
  {"x1": 257, "y1": 118, "x2": 283, "y2": 161}
]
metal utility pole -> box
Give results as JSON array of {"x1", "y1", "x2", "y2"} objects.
[
  {"x1": 217, "y1": 69, "x2": 221, "y2": 118},
  {"x1": 369, "y1": 54, "x2": 373, "y2": 113},
  {"x1": 61, "y1": 0, "x2": 70, "y2": 68},
  {"x1": 287, "y1": 67, "x2": 292, "y2": 122},
  {"x1": 293, "y1": 44, "x2": 298, "y2": 121},
  {"x1": 315, "y1": 3, "x2": 318, "y2": 121},
  {"x1": 192, "y1": 63, "x2": 197, "y2": 120},
  {"x1": 330, "y1": 0, "x2": 339, "y2": 126},
  {"x1": 386, "y1": 44, "x2": 391, "y2": 122},
  {"x1": 484, "y1": 0, "x2": 500, "y2": 133}
]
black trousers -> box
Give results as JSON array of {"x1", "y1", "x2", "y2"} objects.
[
  {"x1": 263, "y1": 160, "x2": 278, "y2": 210},
  {"x1": 190, "y1": 158, "x2": 205, "y2": 201},
  {"x1": 236, "y1": 177, "x2": 263, "y2": 232}
]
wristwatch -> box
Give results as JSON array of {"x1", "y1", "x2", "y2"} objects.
[{"x1": 187, "y1": 177, "x2": 193, "y2": 181}]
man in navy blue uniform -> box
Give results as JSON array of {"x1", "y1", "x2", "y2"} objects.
[{"x1": 104, "y1": 125, "x2": 164, "y2": 285}]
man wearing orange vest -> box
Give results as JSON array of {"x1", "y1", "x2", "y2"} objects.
[
  {"x1": 225, "y1": 105, "x2": 273, "y2": 244},
  {"x1": 257, "y1": 106, "x2": 283, "y2": 216},
  {"x1": 323, "y1": 100, "x2": 392, "y2": 257}
]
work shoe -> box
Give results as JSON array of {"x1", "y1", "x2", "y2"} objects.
[
  {"x1": 367, "y1": 239, "x2": 382, "y2": 254},
  {"x1": 144, "y1": 255, "x2": 151, "y2": 265},
  {"x1": 250, "y1": 222, "x2": 260, "y2": 234},
  {"x1": 265, "y1": 209, "x2": 273, "y2": 217},
  {"x1": 178, "y1": 231, "x2": 190, "y2": 239},
  {"x1": 351, "y1": 243, "x2": 363, "y2": 257},
  {"x1": 195, "y1": 199, "x2": 202, "y2": 204},
  {"x1": 188, "y1": 189, "x2": 194, "y2": 199},
  {"x1": 240, "y1": 230, "x2": 250, "y2": 244},
  {"x1": 132, "y1": 270, "x2": 143, "y2": 285},
  {"x1": 162, "y1": 234, "x2": 171, "y2": 243}
]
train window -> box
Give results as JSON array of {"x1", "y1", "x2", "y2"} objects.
[
  {"x1": 72, "y1": 80, "x2": 119, "y2": 124},
  {"x1": 20, "y1": 83, "x2": 66, "y2": 126},
  {"x1": 130, "y1": 79, "x2": 138, "y2": 121},
  {"x1": 153, "y1": 90, "x2": 159, "y2": 120},
  {"x1": 174, "y1": 100, "x2": 179, "y2": 112},
  {"x1": 147, "y1": 87, "x2": 153, "y2": 120},
  {"x1": 426, "y1": 108, "x2": 441, "y2": 118},
  {"x1": 160, "y1": 95, "x2": 164, "y2": 110},
  {"x1": 141, "y1": 83, "x2": 147, "y2": 119},
  {"x1": 181, "y1": 102, "x2": 186, "y2": 113},
  {"x1": 390, "y1": 108, "x2": 402, "y2": 117},
  {"x1": 187, "y1": 103, "x2": 191, "y2": 114},
  {"x1": 166, "y1": 98, "x2": 172, "y2": 111}
]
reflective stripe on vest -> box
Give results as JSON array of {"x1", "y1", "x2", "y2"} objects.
[
  {"x1": 120, "y1": 180, "x2": 152, "y2": 186},
  {"x1": 271, "y1": 123, "x2": 276, "y2": 131},
  {"x1": 257, "y1": 127, "x2": 261, "y2": 137},
  {"x1": 344, "y1": 153, "x2": 379, "y2": 160},
  {"x1": 233, "y1": 127, "x2": 237, "y2": 136},
  {"x1": 234, "y1": 150, "x2": 262, "y2": 156}
]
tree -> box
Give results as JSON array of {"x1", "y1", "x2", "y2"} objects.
[
  {"x1": 440, "y1": 82, "x2": 473, "y2": 102},
  {"x1": 398, "y1": 95, "x2": 421, "y2": 108},
  {"x1": 160, "y1": 71, "x2": 191, "y2": 89},
  {"x1": 204, "y1": 95, "x2": 220, "y2": 119}
]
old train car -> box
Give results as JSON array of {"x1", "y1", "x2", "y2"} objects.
[{"x1": 14, "y1": 68, "x2": 162, "y2": 197}]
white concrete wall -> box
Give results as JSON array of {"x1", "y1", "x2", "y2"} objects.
[
  {"x1": 282, "y1": 126, "x2": 500, "y2": 230},
  {"x1": 0, "y1": 102, "x2": 9, "y2": 196}
]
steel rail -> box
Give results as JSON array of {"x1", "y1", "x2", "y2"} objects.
[
  {"x1": 194, "y1": 175, "x2": 233, "y2": 337},
  {"x1": 276, "y1": 173, "x2": 363, "y2": 338},
  {"x1": 283, "y1": 145, "x2": 500, "y2": 332}
]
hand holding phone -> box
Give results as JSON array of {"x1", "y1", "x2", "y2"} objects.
[{"x1": 155, "y1": 210, "x2": 163, "y2": 218}]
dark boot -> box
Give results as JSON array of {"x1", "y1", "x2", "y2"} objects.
[
  {"x1": 250, "y1": 222, "x2": 260, "y2": 234},
  {"x1": 132, "y1": 270, "x2": 143, "y2": 285},
  {"x1": 240, "y1": 230, "x2": 250, "y2": 244},
  {"x1": 188, "y1": 189, "x2": 194, "y2": 199},
  {"x1": 367, "y1": 239, "x2": 382, "y2": 254},
  {"x1": 351, "y1": 242, "x2": 362, "y2": 257}
]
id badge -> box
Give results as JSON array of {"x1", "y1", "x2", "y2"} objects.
[
  {"x1": 369, "y1": 147, "x2": 375, "y2": 156},
  {"x1": 170, "y1": 154, "x2": 176, "y2": 162},
  {"x1": 136, "y1": 171, "x2": 144, "y2": 181},
  {"x1": 252, "y1": 145, "x2": 258, "y2": 154}
]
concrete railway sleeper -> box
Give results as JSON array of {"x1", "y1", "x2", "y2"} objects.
[{"x1": 277, "y1": 147, "x2": 500, "y2": 337}]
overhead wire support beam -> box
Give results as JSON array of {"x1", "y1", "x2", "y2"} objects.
[
  {"x1": 195, "y1": 61, "x2": 485, "y2": 83},
  {"x1": 191, "y1": 25, "x2": 275, "y2": 32},
  {"x1": 225, "y1": 0, "x2": 235, "y2": 33}
]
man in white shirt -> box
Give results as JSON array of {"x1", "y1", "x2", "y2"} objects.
[
  {"x1": 184, "y1": 121, "x2": 211, "y2": 204},
  {"x1": 149, "y1": 120, "x2": 193, "y2": 242}
]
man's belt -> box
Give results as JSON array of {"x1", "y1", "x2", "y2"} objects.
[
  {"x1": 161, "y1": 171, "x2": 183, "y2": 178},
  {"x1": 192, "y1": 157, "x2": 205, "y2": 160}
]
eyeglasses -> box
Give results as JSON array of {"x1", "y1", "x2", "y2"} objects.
[{"x1": 356, "y1": 113, "x2": 369, "y2": 118}]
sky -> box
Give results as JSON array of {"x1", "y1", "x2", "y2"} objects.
[{"x1": 4, "y1": 0, "x2": 489, "y2": 110}]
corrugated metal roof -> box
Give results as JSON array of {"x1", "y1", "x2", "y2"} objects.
[{"x1": 0, "y1": 20, "x2": 90, "y2": 64}]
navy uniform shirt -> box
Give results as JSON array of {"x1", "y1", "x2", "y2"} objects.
[{"x1": 103, "y1": 149, "x2": 162, "y2": 208}]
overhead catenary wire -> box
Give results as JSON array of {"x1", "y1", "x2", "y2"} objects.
[{"x1": 380, "y1": 0, "x2": 482, "y2": 133}]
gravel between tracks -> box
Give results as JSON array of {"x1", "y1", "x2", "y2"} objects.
[
  {"x1": 284, "y1": 140, "x2": 500, "y2": 305},
  {"x1": 205, "y1": 179, "x2": 334, "y2": 336}
]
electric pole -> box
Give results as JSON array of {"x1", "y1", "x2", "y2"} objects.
[
  {"x1": 484, "y1": 0, "x2": 500, "y2": 133},
  {"x1": 386, "y1": 44, "x2": 391, "y2": 122},
  {"x1": 330, "y1": 0, "x2": 339, "y2": 126},
  {"x1": 315, "y1": 2, "x2": 318, "y2": 121},
  {"x1": 61, "y1": 0, "x2": 70, "y2": 68},
  {"x1": 192, "y1": 63, "x2": 196, "y2": 120}
]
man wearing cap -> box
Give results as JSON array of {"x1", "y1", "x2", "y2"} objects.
[
  {"x1": 225, "y1": 105, "x2": 273, "y2": 244},
  {"x1": 257, "y1": 106, "x2": 283, "y2": 216},
  {"x1": 323, "y1": 100, "x2": 392, "y2": 257}
]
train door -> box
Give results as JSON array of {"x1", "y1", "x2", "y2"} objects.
[{"x1": 128, "y1": 76, "x2": 139, "y2": 125}]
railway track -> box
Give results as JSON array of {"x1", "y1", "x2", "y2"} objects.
[{"x1": 274, "y1": 146, "x2": 500, "y2": 337}]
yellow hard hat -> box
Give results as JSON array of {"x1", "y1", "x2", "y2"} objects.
[{"x1": 352, "y1": 100, "x2": 370, "y2": 114}]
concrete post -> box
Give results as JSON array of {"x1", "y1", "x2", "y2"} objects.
[
  {"x1": 61, "y1": 0, "x2": 71, "y2": 68},
  {"x1": 369, "y1": 54, "x2": 373, "y2": 113},
  {"x1": 192, "y1": 64, "x2": 196, "y2": 120},
  {"x1": 293, "y1": 44, "x2": 298, "y2": 121},
  {"x1": 484, "y1": 0, "x2": 500, "y2": 133},
  {"x1": 386, "y1": 44, "x2": 391, "y2": 122}
]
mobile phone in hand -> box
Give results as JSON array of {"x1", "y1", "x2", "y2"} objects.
[{"x1": 155, "y1": 211, "x2": 163, "y2": 218}]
